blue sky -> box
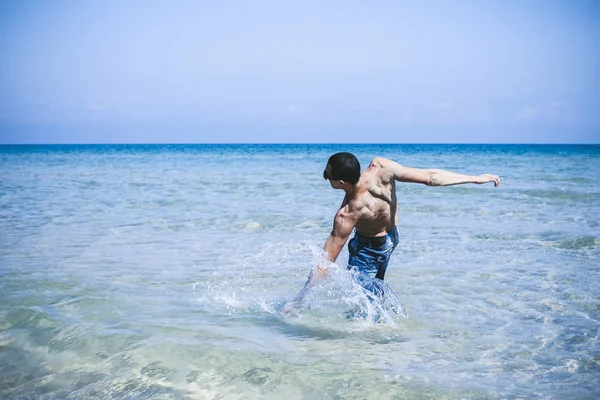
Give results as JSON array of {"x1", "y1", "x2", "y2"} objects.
[{"x1": 1, "y1": 0, "x2": 598, "y2": 144}]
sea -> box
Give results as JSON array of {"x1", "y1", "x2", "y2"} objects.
[{"x1": 0, "y1": 144, "x2": 599, "y2": 399}]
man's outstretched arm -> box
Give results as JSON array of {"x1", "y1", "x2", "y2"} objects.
[
  {"x1": 376, "y1": 158, "x2": 500, "y2": 187},
  {"x1": 283, "y1": 209, "x2": 356, "y2": 313}
]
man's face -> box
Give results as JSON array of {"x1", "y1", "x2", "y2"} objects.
[{"x1": 323, "y1": 164, "x2": 343, "y2": 189}]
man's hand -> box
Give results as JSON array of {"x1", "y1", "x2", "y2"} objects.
[
  {"x1": 476, "y1": 174, "x2": 500, "y2": 187},
  {"x1": 283, "y1": 299, "x2": 301, "y2": 314},
  {"x1": 282, "y1": 272, "x2": 315, "y2": 314}
]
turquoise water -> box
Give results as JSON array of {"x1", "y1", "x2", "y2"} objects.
[{"x1": 1, "y1": 144, "x2": 599, "y2": 399}]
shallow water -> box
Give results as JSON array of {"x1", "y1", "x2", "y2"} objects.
[{"x1": 1, "y1": 144, "x2": 599, "y2": 399}]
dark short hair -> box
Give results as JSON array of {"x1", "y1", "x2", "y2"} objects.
[{"x1": 326, "y1": 152, "x2": 361, "y2": 184}]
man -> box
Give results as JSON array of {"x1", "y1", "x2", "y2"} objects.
[{"x1": 283, "y1": 152, "x2": 500, "y2": 313}]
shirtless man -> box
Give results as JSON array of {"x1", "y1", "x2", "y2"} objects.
[{"x1": 283, "y1": 152, "x2": 500, "y2": 313}]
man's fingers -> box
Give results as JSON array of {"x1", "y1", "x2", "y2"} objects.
[
  {"x1": 482, "y1": 174, "x2": 500, "y2": 187},
  {"x1": 283, "y1": 301, "x2": 298, "y2": 313}
]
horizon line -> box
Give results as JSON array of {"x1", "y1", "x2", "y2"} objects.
[{"x1": 1, "y1": 142, "x2": 599, "y2": 146}]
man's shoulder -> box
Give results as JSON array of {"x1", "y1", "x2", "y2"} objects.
[
  {"x1": 334, "y1": 202, "x2": 361, "y2": 225},
  {"x1": 345, "y1": 189, "x2": 377, "y2": 215},
  {"x1": 365, "y1": 157, "x2": 396, "y2": 181},
  {"x1": 368, "y1": 156, "x2": 391, "y2": 167}
]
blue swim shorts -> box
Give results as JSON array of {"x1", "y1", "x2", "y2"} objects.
[{"x1": 347, "y1": 227, "x2": 400, "y2": 296}]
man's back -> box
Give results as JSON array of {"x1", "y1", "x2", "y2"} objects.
[{"x1": 344, "y1": 158, "x2": 398, "y2": 237}]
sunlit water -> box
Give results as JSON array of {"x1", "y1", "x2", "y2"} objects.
[{"x1": 1, "y1": 144, "x2": 598, "y2": 399}]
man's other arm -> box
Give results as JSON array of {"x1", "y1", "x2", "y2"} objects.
[
  {"x1": 375, "y1": 157, "x2": 500, "y2": 187},
  {"x1": 283, "y1": 209, "x2": 356, "y2": 313}
]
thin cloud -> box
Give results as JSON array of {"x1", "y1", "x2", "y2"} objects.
[
  {"x1": 286, "y1": 103, "x2": 300, "y2": 115},
  {"x1": 548, "y1": 100, "x2": 565, "y2": 109},
  {"x1": 435, "y1": 102, "x2": 453, "y2": 109},
  {"x1": 82, "y1": 104, "x2": 104, "y2": 112},
  {"x1": 518, "y1": 101, "x2": 566, "y2": 120},
  {"x1": 518, "y1": 106, "x2": 538, "y2": 119}
]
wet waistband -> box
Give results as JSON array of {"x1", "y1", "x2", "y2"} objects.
[{"x1": 353, "y1": 230, "x2": 390, "y2": 247}]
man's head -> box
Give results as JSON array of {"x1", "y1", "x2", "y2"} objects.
[{"x1": 323, "y1": 152, "x2": 361, "y2": 185}]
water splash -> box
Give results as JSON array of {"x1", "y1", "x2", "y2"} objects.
[
  {"x1": 288, "y1": 261, "x2": 408, "y2": 327},
  {"x1": 193, "y1": 244, "x2": 407, "y2": 328}
]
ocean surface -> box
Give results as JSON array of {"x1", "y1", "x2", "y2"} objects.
[{"x1": 1, "y1": 144, "x2": 599, "y2": 399}]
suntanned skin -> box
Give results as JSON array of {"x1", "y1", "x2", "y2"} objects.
[{"x1": 283, "y1": 157, "x2": 499, "y2": 313}]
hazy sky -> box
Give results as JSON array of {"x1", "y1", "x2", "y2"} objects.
[{"x1": 1, "y1": 0, "x2": 598, "y2": 143}]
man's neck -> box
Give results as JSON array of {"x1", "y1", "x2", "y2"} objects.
[{"x1": 342, "y1": 182, "x2": 357, "y2": 197}]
